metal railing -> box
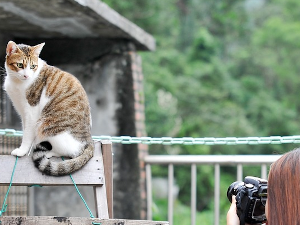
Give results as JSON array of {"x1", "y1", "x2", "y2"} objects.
[{"x1": 145, "y1": 154, "x2": 281, "y2": 225}]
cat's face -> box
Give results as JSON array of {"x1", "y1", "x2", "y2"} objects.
[{"x1": 5, "y1": 41, "x2": 45, "y2": 81}]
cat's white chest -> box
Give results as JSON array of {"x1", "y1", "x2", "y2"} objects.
[
  {"x1": 4, "y1": 76, "x2": 49, "y2": 120},
  {"x1": 4, "y1": 76, "x2": 31, "y2": 116}
]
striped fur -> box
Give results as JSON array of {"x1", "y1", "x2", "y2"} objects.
[{"x1": 4, "y1": 41, "x2": 94, "y2": 176}]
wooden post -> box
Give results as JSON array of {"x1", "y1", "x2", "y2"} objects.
[{"x1": 101, "y1": 140, "x2": 113, "y2": 219}]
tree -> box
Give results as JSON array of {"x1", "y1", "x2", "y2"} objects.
[{"x1": 103, "y1": 0, "x2": 300, "y2": 222}]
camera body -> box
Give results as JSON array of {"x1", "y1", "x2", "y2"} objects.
[{"x1": 227, "y1": 176, "x2": 268, "y2": 225}]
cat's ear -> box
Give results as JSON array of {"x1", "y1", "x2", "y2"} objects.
[
  {"x1": 6, "y1": 41, "x2": 18, "y2": 56},
  {"x1": 32, "y1": 43, "x2": 45, "y2": 56}
]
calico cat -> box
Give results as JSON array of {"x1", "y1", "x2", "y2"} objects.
[{"x1": 4, "y1": 41, "x2": 94, "y2": 176}]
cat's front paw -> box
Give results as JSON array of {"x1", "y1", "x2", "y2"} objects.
[{"x1": 11, "y1": 148, "x2": 28, "y2": 157}]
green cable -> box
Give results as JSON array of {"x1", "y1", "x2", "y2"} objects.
[
  {"x1": 61, "y1": 157, "x2": 97, "y2": 222},
  {"x1": 68, "y1": 173, "x2": 95, "y2": 218},
  {"x1": 4, "y1": 128, "x2": 300, "y2": 145},
  {"x1": 0, "y1": 156, "x2": 18, "y2": 223},
  {"x1": 69, "y1": 172, "x2": 102, "y2": 224}
]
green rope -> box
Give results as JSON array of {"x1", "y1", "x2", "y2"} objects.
[
  {"x1": 68, "y1": 169, "x2": 102, "y2": 225},
  {"x1": 61, "y1": 157, "x2": 96, "y2": 221},
  {"x1": 2, "y1": 128, "x2": 300, "y2": 145},
  {"x1": 69, "y1": 173, "x2": 95, "y2": 218},
  {"x1": 0, "y1": 156, "x2": 18, "y2": 222},
  {"x1": 61, "y1": 157, "x2": 102, "y2": 224}
]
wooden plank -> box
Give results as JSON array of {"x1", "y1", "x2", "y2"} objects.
[
  {"x1": 0, "y1": 217, "x2": 169, "y2": 225},
  {"x1": 0, "y1": 142, "x2": 105, "y2": 186},
  {"x1": 94, "y1": 185, "x2": 109, "y2": 219},
  {"x1": 93, "y1": 141, "x2": 109, "y2": 219},
  {"x1": 101, "y1": 140, "x2": 113, "y2": 219}
]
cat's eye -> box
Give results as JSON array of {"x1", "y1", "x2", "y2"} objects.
[
  {"x1": 16, "y1": 63, "x2": 23, "y2": 68},
  {"x1": 30, "y1": 65, "x2": 37, "y2": 69}
]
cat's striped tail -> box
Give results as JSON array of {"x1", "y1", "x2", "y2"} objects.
[{"x1": 32, "y1": 142, "x2": 94, "y2": 176}]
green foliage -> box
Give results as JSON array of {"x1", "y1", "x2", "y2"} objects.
[
  {"x1": 152, "y1": 198, "x2": 216, "y2": 225},
  {"x1": 103, "y1": 0, "x2": 300, "y2": 220}
]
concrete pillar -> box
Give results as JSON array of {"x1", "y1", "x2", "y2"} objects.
[{"x1": 113, "y1": 51, "x2": 148, "y2": 219}]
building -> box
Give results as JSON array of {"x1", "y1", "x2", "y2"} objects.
[{"x1": 0, "y1": 0, "x2": 155, "y2": 219}]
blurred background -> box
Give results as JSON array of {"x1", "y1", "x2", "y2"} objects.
[
  {"x1": 1, "y1": 0, "x2": 300, "y2": 224},
  {"x1": 103, "y1": 0, "x2": 300, "y2": 224}
]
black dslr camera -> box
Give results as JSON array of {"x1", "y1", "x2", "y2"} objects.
[{"x1": 227, "y1": 176, "x2": 267, "y2": 225}]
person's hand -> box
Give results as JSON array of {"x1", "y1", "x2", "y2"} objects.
[
  {"x1": 226, "y1": 196, "x2": 261, "y2": 225},
  {"x1": 227, "y1": 195, "x2": 240, "y2": 225}
]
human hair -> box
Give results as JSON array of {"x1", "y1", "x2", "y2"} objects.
[{"x1": 267, "y1": 148, "x2": 300, "y2": 225}]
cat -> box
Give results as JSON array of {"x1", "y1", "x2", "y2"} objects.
[{"x1": 4, "y1": 41, "x2": 94, "y2": 176}]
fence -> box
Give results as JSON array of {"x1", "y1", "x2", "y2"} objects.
[
  {"x1": 144, "y1": 154, "x2": 281, "y2": 225},
  {"x1": 0, "y1": 129, "x2": 296, "y2": 223}
]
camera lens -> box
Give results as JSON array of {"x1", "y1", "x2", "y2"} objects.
[{"x1": 227, "y1": 181, "x2": 244, "y2": 202}]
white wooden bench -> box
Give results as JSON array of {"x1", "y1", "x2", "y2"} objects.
[{"x1": 0, "y1": 140, "x2": 168, "y2": 224}]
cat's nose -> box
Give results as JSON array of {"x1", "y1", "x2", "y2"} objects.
[{"x1": 23, "y1": 75, "x2": 28, "y2": 79}]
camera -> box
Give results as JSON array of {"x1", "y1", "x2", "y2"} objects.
[{"x1": 227, "y1": 176, "x2": 268, "y2": 225}]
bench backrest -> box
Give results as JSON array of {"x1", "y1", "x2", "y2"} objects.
[{"x1": 0, "y1": 140, "x2": 113, "y2": 219}]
